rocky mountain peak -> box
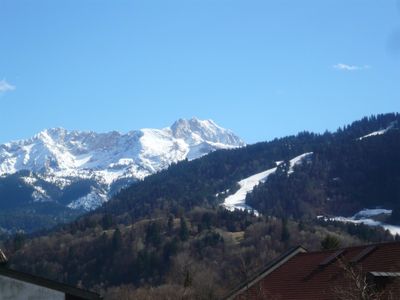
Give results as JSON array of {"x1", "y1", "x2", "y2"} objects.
[{"x1": 0, "y1": 118, "x2": 244, "y2": 210}]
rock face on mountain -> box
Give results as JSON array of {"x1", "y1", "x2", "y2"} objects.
[{"x1": 0, "y1": 118, "x2": 244, "y2": 213}]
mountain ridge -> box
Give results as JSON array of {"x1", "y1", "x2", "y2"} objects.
[
  {"x1": 0, "y1": 118, "x2": 244, "y2": 228},
  {"x1": 0, "y1": 117, "x2": 244, "y2": 178}
]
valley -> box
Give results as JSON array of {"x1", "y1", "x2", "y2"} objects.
[{"x1": 1, "y1": 113, "x2": 400, "y2": 299}]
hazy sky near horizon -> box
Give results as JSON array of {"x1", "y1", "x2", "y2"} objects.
[{"x1": 1, "y1": 0, "x2": 399, "y2": 144}]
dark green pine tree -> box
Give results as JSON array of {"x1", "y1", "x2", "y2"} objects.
[
  {"x1": 167, "y1": 214, "x2": 174, "y2": 234},
  {"x1": 280, "y1": 218, "x2": 290, "y2": 243},
  {"x1": 184, "y1": 270, "x2": 192, "y2": 288},
  {"x1": 145, "y1": 222, "x2": 161, "y2": 247},
  {"x1": 320, "y1": 234, "x2": 341, "y2": 250},
  {"x1": 276, "y1": 160, "x2": 290, "y2": 177},
  {"x1": 390, "y1": 206, "x2": 400, "y2": 225},
  {"x1": 101, "y1": 213, "x2": 113, "y2": 230},
  {"x1": 12, "y1": 232, "x2": 25, "y2": 251},
  {"x1": 179, "y1": 217, "x2": 189, "y2": 241},
  {"x1": 112, "y1": 228, "x2": 123, "y2": 251}
]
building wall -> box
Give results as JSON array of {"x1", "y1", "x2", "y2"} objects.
[{"x1": 0, "y1": 274, "x2": 65, "y2": 300}]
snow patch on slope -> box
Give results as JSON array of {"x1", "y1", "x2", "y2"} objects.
[
  {"x1": 222, "y1": 167, "x2": 276, "y2": 214},
  {"x1": 67, "y1": 188, "x2": 108, "y2": 211},
  {"x1": 358, "y1": 122, "x2": 397, "y2": 140},
  {"x1": 288, "y1": 152, "x2": 313, "y2": 174},
  {"x1": 20, "y1": 173, "x2": 50, "y2": 202},
  {"x1": 353, "y1": 208, "x2": 392, "y2": 218},
  {"x1": 222, "y1": 152, "x2": 313, "y2": 214},
  {"x1": 318, "y1": 208, "x2": 400, "y2": 235}
]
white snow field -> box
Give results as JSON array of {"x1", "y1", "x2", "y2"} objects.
[
  {"x1": 318, "y1": 208, "x2": 400, "y2": 235},
  {"x1": 222, "y1": 152, "x2": 313, "y2": 214}
]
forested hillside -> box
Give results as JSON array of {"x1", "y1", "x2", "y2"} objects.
[
  {"x1": 247, "y1": 129, "x2": 400, "y2": 220},
  {"x1": 2, "y1": 113, "x2": 400, "y2": 299},
  {"x1": 100, "y1": 113, "x2": 400, "y2": 223},
  {"x1": 0, "y1": 171, "x2": 85, "y2": 232}
]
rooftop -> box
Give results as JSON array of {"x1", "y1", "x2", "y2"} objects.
[{"x1": 227, "y1": 241, "x2": 400, "y2": 300}]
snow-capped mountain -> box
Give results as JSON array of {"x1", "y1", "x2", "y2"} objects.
[{"x1": 0, "y1": 118, "x2": 244, "y2": 211}]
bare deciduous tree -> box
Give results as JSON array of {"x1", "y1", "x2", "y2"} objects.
[{"x1": 332, "y1": 259, "x2": 399, "y2": 300}]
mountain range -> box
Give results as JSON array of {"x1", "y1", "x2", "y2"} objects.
[{"x1": 0, "y1": 118, "x2": 243, "y2": 231}]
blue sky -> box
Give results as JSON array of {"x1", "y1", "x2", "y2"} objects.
[{"x1": 1, "y1": 0, "x2": 399, "y2": 144}]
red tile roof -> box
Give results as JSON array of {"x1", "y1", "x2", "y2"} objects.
[{"x1": 228, "y1": 241, "x2": 400, "y2": 300}]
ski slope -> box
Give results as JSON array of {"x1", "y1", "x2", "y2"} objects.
[{"x1": 222, "y1": 152, "x2": 313, "y2": 213}]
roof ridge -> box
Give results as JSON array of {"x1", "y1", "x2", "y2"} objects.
[
  {"x1": 298, "y1": 241, "x2": 400, "y2": 255},
  {"x1": 0, "y1": 267, "x2": 101, "y2": 299},
  {"x1": 223, "y1": 241, "x2": 400, "y2": 300},
  {"x1": 223, "y1": 245, "x2": 307, "y2": 299}
]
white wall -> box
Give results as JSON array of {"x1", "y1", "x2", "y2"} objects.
[{"x1": 0, "y1": 274, "x2": 65, "y2": 300}]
